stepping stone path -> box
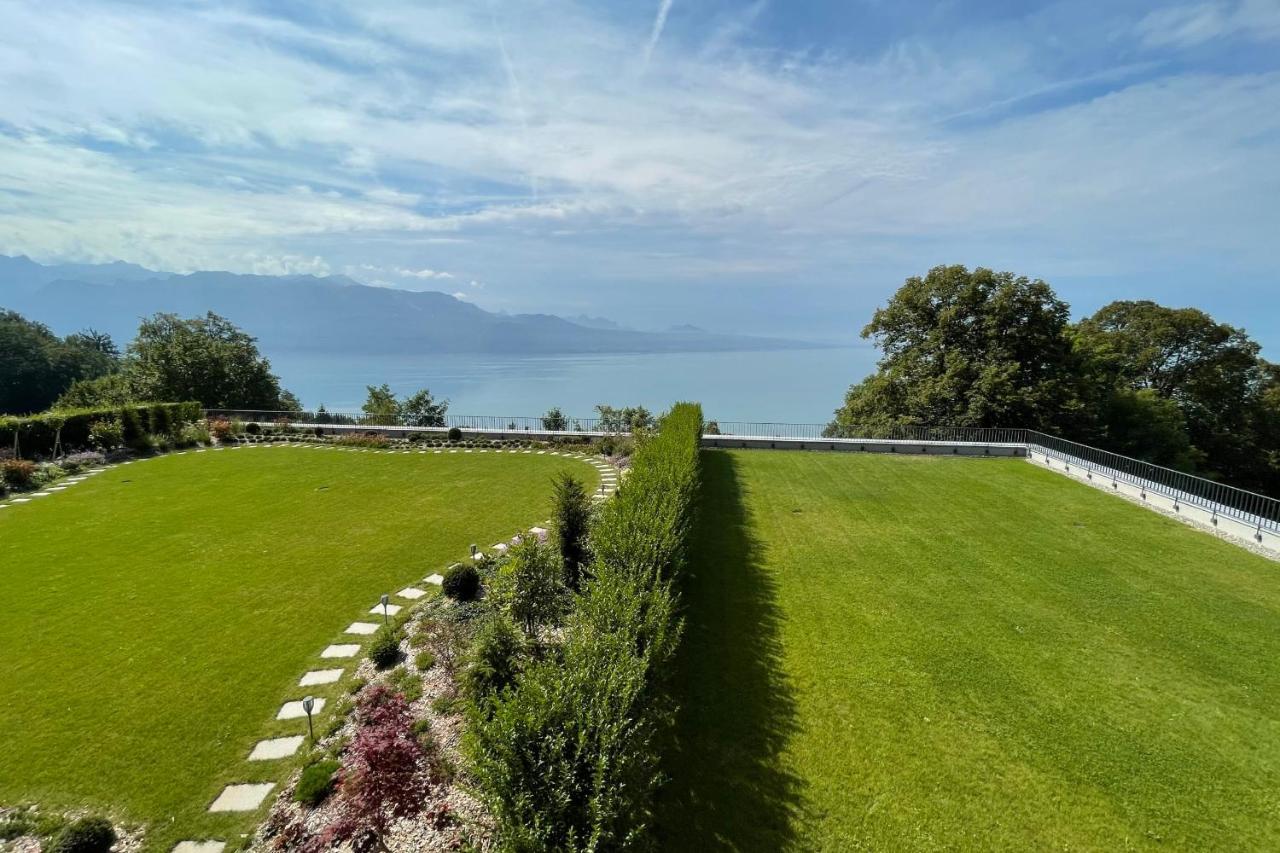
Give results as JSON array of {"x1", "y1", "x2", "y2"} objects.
[
  {"x1": 300, "y1": 668, "x2": 343, "y2": 686},
  {"x1": 397, "y1": 586, "x2": 427, "y2": 600},
  {"x1": 249, "y1": 735, "x2": 305, "y2": 761},
  {"x1": 277, "y1": 698, "x2": 325, "y2": 720},
  {"x1": 345, "y1": 621, "x2": 379, "y2": 635},
  {"x1": 369, "y1": 603, "x2": 402, "y2": 616},
  {"x1": 172, "y1": 841, "x2": 225, "y2": 853},
  {"x1": 209, "y1": 783, "x2": 273, "y2": 812},
  {"x1": 321, "y1": 643, "x2": 361, "y2": 658},
  {"x1": 424, "y1": 573, "x2": 444, "y2": 586}
]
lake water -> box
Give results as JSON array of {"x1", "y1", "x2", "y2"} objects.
[{"x1": 266, "y1": 346, "x2": 878, "y2": 425}]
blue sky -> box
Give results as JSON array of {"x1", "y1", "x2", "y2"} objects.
[{"x1": 0, "y1": 0, "x2": 1278, "y2": 346}]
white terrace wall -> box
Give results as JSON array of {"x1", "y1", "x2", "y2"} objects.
[{"x1": 1026, "y1": 447, "x2": 1280, "y2": 558}]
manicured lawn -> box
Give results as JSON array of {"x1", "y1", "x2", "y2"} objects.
[
  {"x1": 0, "y1": 445, "x2": 597, "y2": 851},
  {"x1": 660, "y1": 450, "x2": 1280, "y2": 851}
]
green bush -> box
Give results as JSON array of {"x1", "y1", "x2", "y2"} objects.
[
  {"x1": 463, "y1": 614, "x2": 523, "y2": 708},
  {"x1": 442, "y1": 563, "x2": 480, "y2": 601},
  {"x1": 367, "y1": 625, "x2": 403, "y2": 670},
  {"x1": 177, "y1": 421, "x2": 211, "y2": 447},
  {"x1": 48, "y1": 816, "x2": 115, "y2": 853},
  {"x1": 447, "y1": 426, "x2": 462, "y2": 442},
  {"x1": 244, "y1": 421, "x2": 261, "y2": 435},
  {"x1": 414, "y1": 650, "x2": 436, "y2": 671},
  {"x1": 493, "y1": 538, "x2": 567, "y2": 636},
  {"x1": 411, "y1": 717, "x2": 435, "y2": 745},
  {"x1": 88, "y1": 418, "x2": 124, "y2": 450},
  {"x1": 552, "y1": 472, "x2": 593, "y2": 590},
  {"x1": 465, "y1": 403, "x2": 702, "y2": 850},
  {"x1": 389, "y1": 666, "x2": 423, "y2": 702},
  {"x1": 294, "y1": 759, "x2": 341, "y2": 807},
  {"x1": 348, "y1": 676, "x2": 368, "y2": 695}
]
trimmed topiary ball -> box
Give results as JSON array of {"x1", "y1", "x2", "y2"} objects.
[
  {"x1": 442, "y1": 563, "x2": 480, "y2": 601},
  {"x1": 447, "y1": 426, "x2": 463, "y2": 442},
  {"x1": 367, "y1": 625, "x2": 403, "y2": 670},
  {"x1": 49, "y1": 817, "x2": 115, "y2": 853}
]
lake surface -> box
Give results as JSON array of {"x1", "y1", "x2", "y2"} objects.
[{"x1": 266, "y1": 346, "x2": 878, "y2": 425}]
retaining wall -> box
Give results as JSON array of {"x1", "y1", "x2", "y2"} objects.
[{"x1": 1027, "y1": 448, "x2": 1279, "y2": 558}]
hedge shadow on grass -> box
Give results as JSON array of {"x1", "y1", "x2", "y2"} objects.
[{"x1": 656, "y1": 449, "x2": 804, "y2": 851}]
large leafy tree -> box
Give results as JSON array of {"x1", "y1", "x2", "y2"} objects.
[
  {"x1": 829, "y1": 265, "x2": 1081, "y2": 434},
  {"x1": 828, "y1": 268, "x2": 1280, "y2": 495},
  {"x1": 1074, "y1": 301, "x2": 1277, "y2": 492},
  {"x1": 126, "y1": 312, "x2": 298, "y2": 410},
  {"x1": 0, "y1": 310, "x2": 118, "y2": 414}
]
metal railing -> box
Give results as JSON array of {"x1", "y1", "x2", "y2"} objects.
[{"x1": 1026, "y1": 431, "x2": 1279, "y2": 534}]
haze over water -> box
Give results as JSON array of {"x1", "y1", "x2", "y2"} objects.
[{"x1": 267, "y1": 346, "x2": 875, "y2": 425}]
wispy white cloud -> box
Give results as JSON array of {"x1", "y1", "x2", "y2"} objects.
[
  {"x1": 642, "y1": 0, "x2": 676, "y2": 70},
  {"x1": 1136, "y1": 0, "x2": 1280, "y2": 48},
  {"x1": 0, "y1": 0, "x2": 1276, "y2": 339}
]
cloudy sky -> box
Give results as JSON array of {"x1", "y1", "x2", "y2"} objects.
[{"x1": 1, "y1": 0, "x2": 1278, "y2": 344}]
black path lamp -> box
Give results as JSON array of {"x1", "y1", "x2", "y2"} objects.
[
  {"x1": 379, "y1": 593, "x2": 390, "y2": 625},
  {"x1": 302, "y1": 695, "x2": 316, "y2": 743}
]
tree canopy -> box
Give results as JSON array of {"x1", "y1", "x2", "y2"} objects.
[
  {"x1": 0, "y1": 310, "x2": 118, "y2": 414},
  {"x1": 829, "y1": 266, "x2": 1279, "y2": 495},
  {"x1": 360, "y1": 384, "x2": 449, "y2": 426}
]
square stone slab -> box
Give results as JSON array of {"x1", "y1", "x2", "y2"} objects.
[
  {"x1": 249, "y1": 735, "x2": 305, "y2": 761},
  {"x1": 529, "y1": 526, "x2": 548, "y2": 536},
  {"x1": 369, "y1": 603, "x2": 402, "y2": 616},
  {"x1": 424, "y1": 573, "x2": 444, "y2": 586},
  {"x1": 471, "y1": 552, "x2": 485, "y2": 560},
  {"x1": 345, "y1": 621, "x2": 379, "y2": 635},
  {"x1": 397, "y1": 587, "x2": 427, "y2": 600},
  {"x1": 321, "y1": 644, "x2": 361, "y2": 658},
  {"x1": 12, "y1": 498, "x2": 31, "y2": 503},
  {"x1": 172, "y1": 841, "x2": 225, "y2": 853},
  {"x1": 492, "y1": 543, "x2": 509, "y2": 554},
  {"x1": 209, "y1": 783, "x2": 273, "y2": 812},
  {"x1": 277, "y1": 697, "x2": 326, "y2": 720},
  {"x1": 300, "y1": 668, "x2": 343, "y2": 686}
]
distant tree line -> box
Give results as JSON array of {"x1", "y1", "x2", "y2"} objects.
[
  {"x1": 0, "y1": 308, "x2": 299, "y2": 415},
  {"x1": 828, "y1": 265, "x2": 1280, "y2": 494}
]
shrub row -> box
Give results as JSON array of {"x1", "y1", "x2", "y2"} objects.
[
  {"x1": 466, "y1": 402, "x2": 703, "y2": 850},
  {"x1": 0, "y1": 402, "x2": 201, "y2": 459}
]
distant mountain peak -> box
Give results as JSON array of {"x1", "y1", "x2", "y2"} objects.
[{"x1": 1, "y1": 255, "x2": 815, "y2": 356}]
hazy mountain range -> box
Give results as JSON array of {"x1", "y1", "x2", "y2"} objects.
[{"x1": 0, "y1": 256, "x2": 815, "y2": 355}]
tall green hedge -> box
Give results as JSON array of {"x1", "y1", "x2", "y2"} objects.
[
  {"x1": 467, "y1": 402, "x2": 703, "y2": 850},
  {"x1": 0, "y1": 402, "x2": 201, "y2": 458}
]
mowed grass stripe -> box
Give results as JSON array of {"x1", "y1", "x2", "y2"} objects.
[
  {"x1": 0, "y1": 447, "x2": 597, "y2": 851},
  {"x1": 661, "y1": 450, "x2": 1280, "y2": 852}
]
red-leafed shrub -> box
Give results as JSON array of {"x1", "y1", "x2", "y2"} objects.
[
  {"x1": 302, "y1": 685, "x2": 444, "y2": 852},
  {"x1": 208, "y1": 417, "x2": 233, "y2": 441},
  {"x1": 2, "y1": 459, "x2": 38, "y2": 489}
]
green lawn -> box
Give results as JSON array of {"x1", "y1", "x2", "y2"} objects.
[
  {"x1": 660, "y1": 450, "x2": 1280, "y2": 851},
  {"x1": 0, "y1": 445, "x2": 597, "y2": 851}
]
